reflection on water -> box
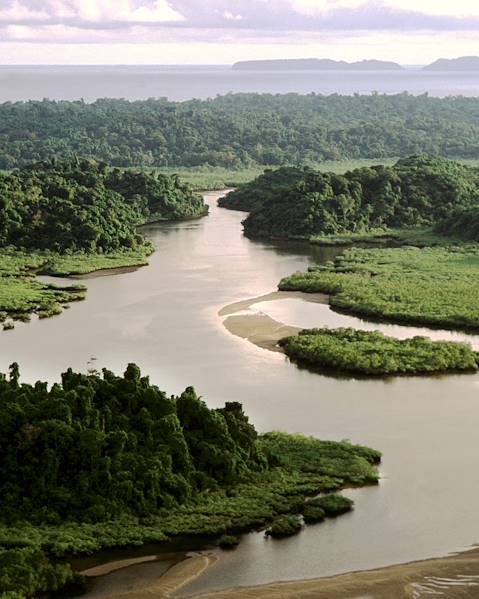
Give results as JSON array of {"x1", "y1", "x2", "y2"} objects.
[{"x1": 3, "y1": 193, "x2": 479, "y2": 595}]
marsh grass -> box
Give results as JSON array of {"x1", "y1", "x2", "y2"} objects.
[{"x1": 280, "y1": 246, "x2": 479, "y2": 332}]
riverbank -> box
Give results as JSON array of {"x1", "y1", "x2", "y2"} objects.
[
  {"x1": 41, "y1": 249, "x2": 152, "y2": 277},
  {"x1": 186, "y1": 546, "x2": 479, "y2": 599}
]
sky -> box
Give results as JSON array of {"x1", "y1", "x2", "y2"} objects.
[{"x1": 0, "y1": 0, "x2": 478, "y2": 64}]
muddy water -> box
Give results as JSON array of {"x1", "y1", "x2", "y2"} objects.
[{"x1": 3, "y1": 192, "x2": 479, "y2": 596}]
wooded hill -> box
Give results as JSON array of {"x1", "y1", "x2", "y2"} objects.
[
  {"x1": 0, "y1": 158, "x2": 206, "y2": 253},
  {"x1": 219, "y1": 156, "x2": 479, "y2": 240}
]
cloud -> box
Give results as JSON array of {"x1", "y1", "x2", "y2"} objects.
[
  {"x1": 1, "y1": 0, "x2": 479, "y2": 46},
  {"x1": 167, "y1": 0, "x2": 479, "y2": 30},
  {"x1": 0, "y1": 0, "x2": 184, "y2": 26},
  {"x1": 290, "y1": 0, "x2": 479, "y2": 18},
  {"x1": 0, "y1": 0, "x2": 49, "y2": 21},
  {"x1": 223, "y1": 11, "x2": 243, "y2": 21}
]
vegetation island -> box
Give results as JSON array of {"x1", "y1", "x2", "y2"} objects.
[
  {"x1": 423, "y1": 56, "x2": 479, "y2": 71},
  {"x1": 232, "y1": 56, "x2": 479, "y2": 72},
  {"x1": 279, "y1": 328, "x2": 479, "y2": 377},
  {"x1": 0, "y1": 363, "x2": 380, "y2": 598},
  {"x1": 0, "y1": 158, "x2": 207, "y2": 327}
]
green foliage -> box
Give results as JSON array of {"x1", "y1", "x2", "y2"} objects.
[
  {"x1": 0, "y1": 158, "x2": 206, "y2": 253},
  {"x1": 218, "y1": 167, "x2": 309, "y2": 211},
  {"x1": 0, "y1": 248, "x2": 153, "y2": 323},
  {"x1": 42, "y1": 249, "x2": 151, "y2": 276},
  {"x1": 436, "y1": 207, "x2": 479, "y2": 241},
  {"x1": 279, "y1": 328, "x2": 478, "y2": 376},
  {"x1": 306, "y1": 494, "x2": 354, "y2": 516},
  {"x1": 0, "y1": 366, "x2": 381, "y2": 598},
  {"x1": 0, "y1": 366, "x2": 262, "y2": 522},
  {"x1": 260, "y1": 432, "x2": 381, "y2": 486},
  {"x1": 301, "y1": 504, "x2": 326, "y2": 524},
  {"x1": 218, "y1": 535, "x2": 240, "y2": 549},
  {"x1": 2, "y1": 95, "x2": 479, "y2": 169},
  {"x1": 0, "y1": 548, "x2": 80, "y2": 599},
  {"x1": 309, "y1": 226, "x2": 467, "y2": 247},
  {"x1": 240, "y1": 156, "x2": 479, "y2": 240},
  {"x1": 265, "y1": 515, "x2": 302, "y2": 538},
  {"x1": 280, "y1": 246, "x2": 479, "y2": 331}
]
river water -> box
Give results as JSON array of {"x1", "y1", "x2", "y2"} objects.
[{"x1": 4, "y1": 192, "x2": 479, "y2": 595}]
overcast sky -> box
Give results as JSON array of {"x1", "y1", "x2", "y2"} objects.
[{"x1": 0, "y1": 0, "x2": 478, "y2": 64}]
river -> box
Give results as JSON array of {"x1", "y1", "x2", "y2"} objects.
[{"x1": 4, "y1": 192, "x2": 479, "y2": 595}]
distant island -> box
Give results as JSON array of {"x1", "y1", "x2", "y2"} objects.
[
  {"x1": 232, "y1": 59, "x2": 404, "y2": 71},
  {"x1": 423, "y1": 56, "x2": 479, "y2": 71},
  {"x1": 232, "y1": 56, "x2": 479, "y2": 72}
]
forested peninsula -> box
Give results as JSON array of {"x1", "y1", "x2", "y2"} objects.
[
  {"x1": 0, "y1": 158, "x2": 207, "y2": 325},
  {"x1": 2, "y1": 94, "x2": 479, "y2": 169},
  {"x1": 220, "y1": 156, "x2": 479, "y2": 241},
  {"x1": 0, "y1": 363, "x2": 381, "y2": 599}
]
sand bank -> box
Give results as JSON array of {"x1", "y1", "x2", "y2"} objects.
[
  {"x1": 83, "y1": 553, "x2": 216, "y2": 599},
  {"x1": 220, "y1": 291, "x2": 328, "y2": 351},
  {"x1": 187, "y1": 547, "x2": 479, "y2": 599},
  {"x1": 80, "y1": 555, "x2": 161, "y2": 577},
  {"x1": 219, "y1": 290, "x2": 329, "y2": 317}
]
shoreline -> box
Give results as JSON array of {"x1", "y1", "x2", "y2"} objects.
[
  {"x1": 38, "y1": 202, "x2": 213, "y2": 281},
  {"x1": 186, "y1": 546, "x2": 479, "y2": 599},
  {"x1": 80, "y1": 554, "x2": 162, "y2": 577},
  {"x1": 65, "y1": 264, "x2": 146, "y2": 279},
  {"x1": 81, "y1": 544, "x2": 479, "y2": 599}
]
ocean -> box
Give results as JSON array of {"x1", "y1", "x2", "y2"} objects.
[{"x1": 1, "y1": 65, "x2": 478, "y2": 102}]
